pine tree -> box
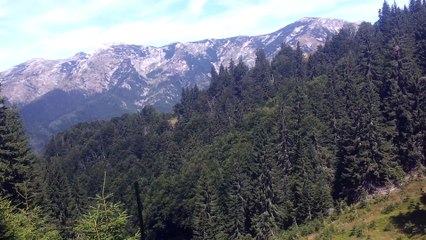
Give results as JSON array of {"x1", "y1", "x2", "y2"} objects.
[
  {"x1": 333, "y1": 53, "x2": 367, "y2": 203},
  {"x1": 334, "y1": 45, "x2": 402, "y2": 203},
  {"x1": 0, "y1": 197, "x2": 61, "y2": 240},
  {"x1": 74, "y1": 173, "x2": 138, "y2": 240},
  {"x1": 252, "y1": 49, "x2": 274, "y2": 101},
  {"x1": 414, "y1": 5, "x2": 426, "y2": 73},
  {"x1": 417, "y1": 76, "x2": 426, "y2": 166},
  {"x1": 221, "y1": 139, "x2": 252, "y2": 240},
  {"x1": 41, "y1": 157, "x2": 76, "y2": 236},
  {"x1": 250, "y1": 126, "x2": 279, "y2": 239},
  {"x1": 284, "y1": 84, "x2": 331, "y2": 223},
  {"x1": 231, "y1": 58, "x2": 250, "y2": 122},
  {"x1": 0, "y1": 106, "x2": 34, "y2": 205},
  {"x1": 355, "y1": 22, "x2": 402, "y2": 185},
  {"x1": 387, "y1": 39, "x2": 421, "y2": 172},
  {"x1": 272, "y1": 96, "x2": 297, "y2": 228},
  {"x1": 323, "y1": 69, "x2": 343, "y2": 147},
  {"x1": 192, "y1": 172, "x2": 222, "y2": 240}
]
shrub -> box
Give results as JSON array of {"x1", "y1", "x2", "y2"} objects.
[
  {"x1": 381, "y1": 203, "x2": 397, "y2": 214},
  {"x1": 403, "y1": 221, "x2": 416, "y2": 234},
  {"x1": 319, "y1": 224, "x2": 336, "y2": 238},
  {"x1": 368, "y1": 221, "x2": 376, "y2": 230},
  {"x1": 350, "y1": 225, "x2": 364, "y2": 238},
  {"x1": 384, "y1": 223, "x2": 394, "y2": 232},
  {"x1": 408, "y1": 198, "x2": 417, "y2": 210}
]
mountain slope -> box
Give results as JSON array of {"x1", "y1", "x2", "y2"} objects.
[{"x1": 0, "y1": 17, "x2": 358, "y2": 150}]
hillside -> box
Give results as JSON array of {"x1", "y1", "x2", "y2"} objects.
[{"x1": 278, "y1": 177, "x2": 426, "y2": 239}]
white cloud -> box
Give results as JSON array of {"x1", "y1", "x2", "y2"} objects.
[
  {"x1": 37, "y1": 27, "x2": 104, "y2": 54},
  {"x1": 188, "y1": 0, "x2": 207, "y2": 17}
]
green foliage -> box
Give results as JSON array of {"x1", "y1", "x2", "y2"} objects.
[
  {"x1": 192, "y1": 169, "x2": 223, "y2": 240},
  {"x1": 368, "y1": 220, "x2": 377, "y2": 230},
  {"x1": 0, "y1": 106, "x2": 35, "y2": 204},
  {"x1": 384, "y1": 222, "x2": 394, "y2": 232},
  {"x1": 0, "y1": 197, "x2": 61, "y2": 240},
  {"x1": 317, "y1": 224, "x2": 336, "y2": 240},
  {"x1": 349, "y1": 224, "x2": 365, "y2": 238},
  {"x1": 279, "y1": 219, "x2": 324, "y2": 239},
  {"x1": 381, "y1": 203, "x2": 398, "y2": 214},
  {"x1": 403, "y1": 221, "x2": 416, "y2": 234},
  {"x1": 73, "y1": 177, "x2": 138, "y2": 240}
]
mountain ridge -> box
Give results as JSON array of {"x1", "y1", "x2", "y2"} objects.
[{"x1": 0, "y1": 17, "x2": 359, "y2": 150}]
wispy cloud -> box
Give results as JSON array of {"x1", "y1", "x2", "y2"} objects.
[
  {"x1": 188, "y1": 0, "x2": 208, "y2": 17},
  {"x1": 0, "y1": 0, "x2": 410, "y2": 71}
]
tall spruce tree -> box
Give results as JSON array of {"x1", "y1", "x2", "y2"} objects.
[
  {"x1": 0, "y1": 105, "x2": 34, "y2": 205},
  {"x1": 192, "y1": 171, "x2": 222, "y2": 240},
  {"x1": 222, "y1": 140, "x2": 252, "y2": 239},
  {"x1": 284, "y1": 84, "x2": 332, "y2": 223},
  {"x1": 41, "y1": 157, "x2": 76, "y2": 237},
  {"x1": 0, "y1": 197, "x2": 61, "y2": 240},
  {"x1": 249, "y1": 122, "x2": 280, "y2": 239},
  {"x1": 333, "y1": 52, "x2": 367, "y2": 203}
]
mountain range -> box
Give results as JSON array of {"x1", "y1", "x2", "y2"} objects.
[{"x1": 0, "y1": 17, "x2": 358, "y2": 151}]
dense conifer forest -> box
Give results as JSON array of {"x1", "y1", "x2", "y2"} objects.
[{"x1": 1, "y1": 1, "x2": 425, "y2": 239}]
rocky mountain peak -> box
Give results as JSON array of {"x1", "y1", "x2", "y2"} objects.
[{"x1": 0, "y1": 17, "x2": 359, "y2": 150}]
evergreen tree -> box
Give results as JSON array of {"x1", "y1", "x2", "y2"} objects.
[
  {"x1": 414, "y1": 6, "x2": 426, "y2": 73},
  {"x1": 283, "y1": 84, "x2": 332, "y2": 223},
  {"x1": 333, "y1": 53, "x2": 367, "y2": 203},
  {"x1": 252, "y1": 49, "x2": 274, "y2": 101},
  {"x1": 249, "y1": 124, "x2": 279, "y2": 239},
  {"x1": 417, "y1": 76, "x2": 426, "y2": 166},
  {"x1": 222, "y1": 139, "x2": 252, "y2": 239},
  {"x1": 0, "y1": 197, "x2": 61, "y2": 240},
  {"x1": 387, "y1": 39, "x2": 421, "y2": 171},
  {"x1": 74, "y1": 174, "x2": 138, "y2": 240},
  {"x1": 41, "y1": 157, "x2": 76, "y2": 236},
  {"x1": 335, "y1": 48, "x2": 401, "y2": 203},
  {"x1": 0, "y1": 106, "x2": 34, "y2": 205},
  {"x1": 356, "y1": 22, "x2": 402, "y2": 182},
  {"x1": 192, "y1": 171, "x2": 222, "y2": 240}
]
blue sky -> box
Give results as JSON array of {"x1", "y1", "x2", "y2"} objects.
[{"x1": 0, "y1": 0, "x2": 408, "y2": 71}]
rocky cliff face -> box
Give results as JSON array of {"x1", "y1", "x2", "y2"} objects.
[{"x1": 0, "y1": 17, "x2": 358, "y2": 151}]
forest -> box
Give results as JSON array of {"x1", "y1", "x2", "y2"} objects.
[{"x1": 0, "y1": 1, "x2": 425, "y2": 239}]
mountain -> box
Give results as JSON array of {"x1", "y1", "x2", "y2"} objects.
[{"x1": 0, "y1": 17, "x2": 358, "y2": 151}]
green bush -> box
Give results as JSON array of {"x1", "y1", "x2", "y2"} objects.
[
  {"x1": 368, "y1": 220, "x2": 376, "y2": 230},
  {"x1": 0, "y1": 198, "x2": 61, "y2": 240},
  {"x1": 381, "y1": 203, "x2": 397, "y2": 214},
  {"x1": 350, "y1": 224, "x2": 364, "y2": 238},
  {"x1": 74, "y1": 195, "x2": 139, "y2": 240},
  {"x1": 408, "y1": 198, "x2": 417, "y2": 210},
  {"x1": 317, "y1": 225, "x2": 336, "y2": 240},
  {"x1": 403, "y1": 221, "x2": 416, "y2": 234},
  {"x1": 384, "y1": 223, "x2": 394, "y2": 232}
]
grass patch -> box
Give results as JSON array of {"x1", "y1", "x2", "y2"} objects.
[
  {"x1": 278, "y1": 219, "x2": 324, "y2": 239},
  {"x1": 297, "y1": 178, "x2": 426, "y2": 240},
  {"x1": 381, "y1": 203, "x2": 398, "y2": 214}
]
